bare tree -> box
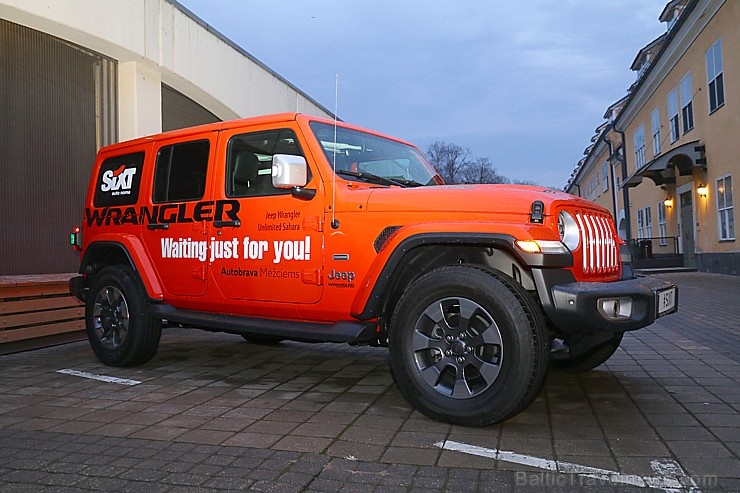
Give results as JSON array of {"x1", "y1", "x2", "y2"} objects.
[
  {"x1": 426, "y1": 140, "x2": 540, "y2": 186},
  {"x1": 462, "y1": 157, "x2": 510, "y2": 184},
  {"x1": 426, "y1": 141, "x2": 471, "y2": 184}
]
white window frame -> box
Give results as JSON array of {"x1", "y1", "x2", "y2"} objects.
[
  {"x1": 645, "y1": 206, "x2": 653, "y2": 239},
  {"x1": 668, "y1": 89, "x2": 680, "y2": 143},
  {"x1": 717, "y1": 174, "x2": 734, "y2": 241},
  {"x1": 680, "y1": 72, "x2": 694, "y2": 134},
  {"x1": 651, "y1": 107, "x2": 661, "y2": 156},
  {"x1": 601, "y1": 162, "x2": 609, "y2": 193},
  {"x1": 658, "y1": 201, "x2": 667, "y2": 246},
  {"x1": 589, "y1": 176, "x2": 597, "y2": 200},
  {"x1": 706, "y1": 38, "x2": 725, "y2": 113},
  {"x1": 633, "y1": 124, "x2": 646, "y2": 169},
  {"x1": 637, "y1": 208, "x2": 645, "y2": 239}
]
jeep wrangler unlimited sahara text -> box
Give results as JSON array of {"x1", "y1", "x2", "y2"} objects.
[{"x1": 70, "y1": 113, "x2": 677, "y2": 426}]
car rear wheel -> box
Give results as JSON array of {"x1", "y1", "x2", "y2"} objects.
[
  {"x1": 86, "y1": 265, "x2": 161, "y2": 367},
  {"x1": 389, "y1": 265, "x2": 548, "y2": 426}
]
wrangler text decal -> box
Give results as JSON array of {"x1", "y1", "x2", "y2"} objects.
[{"x1": 84, "y1": 200, "x2": 240, "y2": 226}]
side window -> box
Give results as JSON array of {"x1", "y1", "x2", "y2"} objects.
[
  {"x1": 226, "y1": 128, "x2": 304, "y2": 198},
  {"x1": 153, "y1": 140, "x2": 210, "y2": 203},
  {"x1": 680, "y1": 71, "x2": 694, "y2": 133},
  {"x1": 668, "y1": 88, "x2": 679, "y2": 143},
  {"x1": 94, "y1": 152, "x2": 145, "y2": 207},
  {"x1": 706, "y1": 38, "x2": 725, "y2": 113}
]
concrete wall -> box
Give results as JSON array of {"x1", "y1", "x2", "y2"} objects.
[{"x1": 0, "y1": 0, "x2": 332, "y2": 141}]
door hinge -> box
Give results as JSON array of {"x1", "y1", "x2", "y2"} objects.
[
  {"x1": 303, "y1": 216, "x2": 323, "y2": 232},
  {"x1": 302, "y1": 269, "x2": 322, "y2": 285},
  {"x1": 192, "y1": 265, "x2": 207, "y2": 280},
  {"x1": 193, "y1": 221, "x2": 207, "y2": 235}
]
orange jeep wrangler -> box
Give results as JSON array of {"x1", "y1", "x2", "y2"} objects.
[{"x1": 70, "y1": 113, "x2": 677, "y2": 426}]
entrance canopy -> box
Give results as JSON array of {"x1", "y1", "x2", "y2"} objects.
[{"x1": 623, "y1": 140, "x2": 706, "y2": 187}]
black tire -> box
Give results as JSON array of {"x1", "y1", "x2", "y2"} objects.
[
  {"x1": 389, "y1": 265, "x2": 549, "y2": 427},
  {"x1": 241, "y1": 334, "x2": 284, "y2": 345},
  {"x1": 86, "y1": 265, "x2": 162, "y2": 367},
  {"x1": 551, "y1": 332, "x2": 624, "y2": 373}
]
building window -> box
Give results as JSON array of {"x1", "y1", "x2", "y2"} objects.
[
  {"x1": 596, "y1": 171, "x2": 601, "y2": 196},
  {"x1": 680, "y1": 72, "x2": 694, "y2": 133},
  {"x1": 717, "y1": 174, "x2": 734, "y2": 241},
  {"x1": 633, "y1": 124, "x2": 646, "y2": 169},
  {"x1": 706, "y1": 38, "x2": 725, "y2": 113},
  {"x1": 651, "y1": 107, "x2": 661, "y2": 156},
  {"x1": 601, "y1": 162, "x2": 609, "y2": 193},
  {"x1": 589, "y1": 176, "x2": 597, "y2": 200},
  {"x1": 637, "y1": 206, "x2": 652, "y2": 239},
  {"x1": 668, "y1": 89, "x2": 679, "y2": 143},
  {"x1": 658, "y1": 201, "x2": 667, "y2": 246}
]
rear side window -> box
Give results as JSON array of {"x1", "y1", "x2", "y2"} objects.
[
  {"x1": 153, "y1": 140, "x2": 210, "y2": 203},
  {"x1": 93, "y1": 152, "x2": 145, "y2": 207}
]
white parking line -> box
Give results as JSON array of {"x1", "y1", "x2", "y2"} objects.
[
  {"x1": 56, "y1": 368, "x2": 141, "y2": 386},
  {"x1": 435, "y1": 440, "x2": 701, "y2": 493}
]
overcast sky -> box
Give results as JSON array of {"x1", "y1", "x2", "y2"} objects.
[{"x1": 177, "y1": 0, "x2": 668, "y2": 188}]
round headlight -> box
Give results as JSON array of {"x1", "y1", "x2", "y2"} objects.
[{"x1": 558, "y1": 211, "x2": 580, "y2": 251}]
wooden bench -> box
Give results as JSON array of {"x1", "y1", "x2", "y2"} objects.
[{"x1": 0, "y1": 274, "x2": 85, "y2": 354}]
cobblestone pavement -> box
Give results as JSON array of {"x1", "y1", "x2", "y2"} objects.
[{"x1": 1, "y1": 272, "x2": 738, "y2": 492}]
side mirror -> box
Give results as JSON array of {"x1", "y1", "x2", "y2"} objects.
[{"x1": 272, "y1": 154, "x2": 308, "y2": 188}]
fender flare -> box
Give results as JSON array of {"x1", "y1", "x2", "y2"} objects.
[
  {"x1": 350, "y1": 231, "x2": 572, "y2": 320},
  {"x1": 80, "y1": 236, "x2": 164, "y2": 300}
]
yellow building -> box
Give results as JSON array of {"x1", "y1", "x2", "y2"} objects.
[{"x1": 567, "y1": 0, "x2": 738, "y2": 275}]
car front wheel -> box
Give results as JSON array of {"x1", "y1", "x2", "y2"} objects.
[{"x1": 389, "y1": 265, "x2": 548, "y2": 426}]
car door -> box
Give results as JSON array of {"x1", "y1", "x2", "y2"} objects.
[
  {"x1": 139, "y1": 134, "x2": 215, "y2": 298},
  {"x1": 208, "y1": 124, "x2": 324, "y2": 305}
]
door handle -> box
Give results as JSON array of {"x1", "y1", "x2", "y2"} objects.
[
  {"x1": 214, "y1": 220, "x2": 241, "y2": 228},
  {"x1": 147, "y1": 223, "x2": 169, "y2": 230}
]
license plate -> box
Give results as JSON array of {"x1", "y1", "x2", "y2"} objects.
[{"x1": 657, "y1": 287, "x2": 677, "y2": 316}]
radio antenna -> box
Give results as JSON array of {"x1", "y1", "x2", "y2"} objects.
[{"x1": 331, "y1": 74, "x2": 339, "y2": 229}]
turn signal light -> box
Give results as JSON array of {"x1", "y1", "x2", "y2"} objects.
[{"x1": 515, "y1": 240, "x2": 568, "y2": 254}]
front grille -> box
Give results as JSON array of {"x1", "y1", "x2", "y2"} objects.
[{"x1": 574, "y1": 212, "x2": 619, "y2": 274}]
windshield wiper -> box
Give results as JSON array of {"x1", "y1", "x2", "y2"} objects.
[
  {"x1": 336, "y1": 169, "x2": 408, "y2": 187},
  {"x1": 390, "y1": 177, "x2": 425, "y2": 187}
]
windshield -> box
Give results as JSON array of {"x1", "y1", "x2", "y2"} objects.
[{"x1": 309, "y1": 122, "x2": 441, "y2": 187}]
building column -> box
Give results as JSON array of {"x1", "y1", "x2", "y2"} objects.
[{"x1": 118, "y1": 61, "x2": 161, "y2": 141}]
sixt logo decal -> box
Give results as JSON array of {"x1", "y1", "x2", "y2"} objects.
[
  {"x1": 101, "y1": 164, "x2": 137, "y2": 195},
  {"x1": 84, "y1": 199, "x2": 240, "y2": 227}
]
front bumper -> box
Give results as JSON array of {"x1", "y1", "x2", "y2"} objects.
[{"x1": 533, "y1": 269, "x2": 678, "y2": 334}]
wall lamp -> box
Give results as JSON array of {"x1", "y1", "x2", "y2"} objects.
[
  {"x1": 664, "y1": 196, "x2": 673, "y2": 208},
  {"x1": 697, "y1": 183, "x2": 708, "y2": 197}
]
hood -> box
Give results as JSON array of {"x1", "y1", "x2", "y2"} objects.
[{"x1": 362, "y1": 184, "x2": 604, "y2": 216}]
